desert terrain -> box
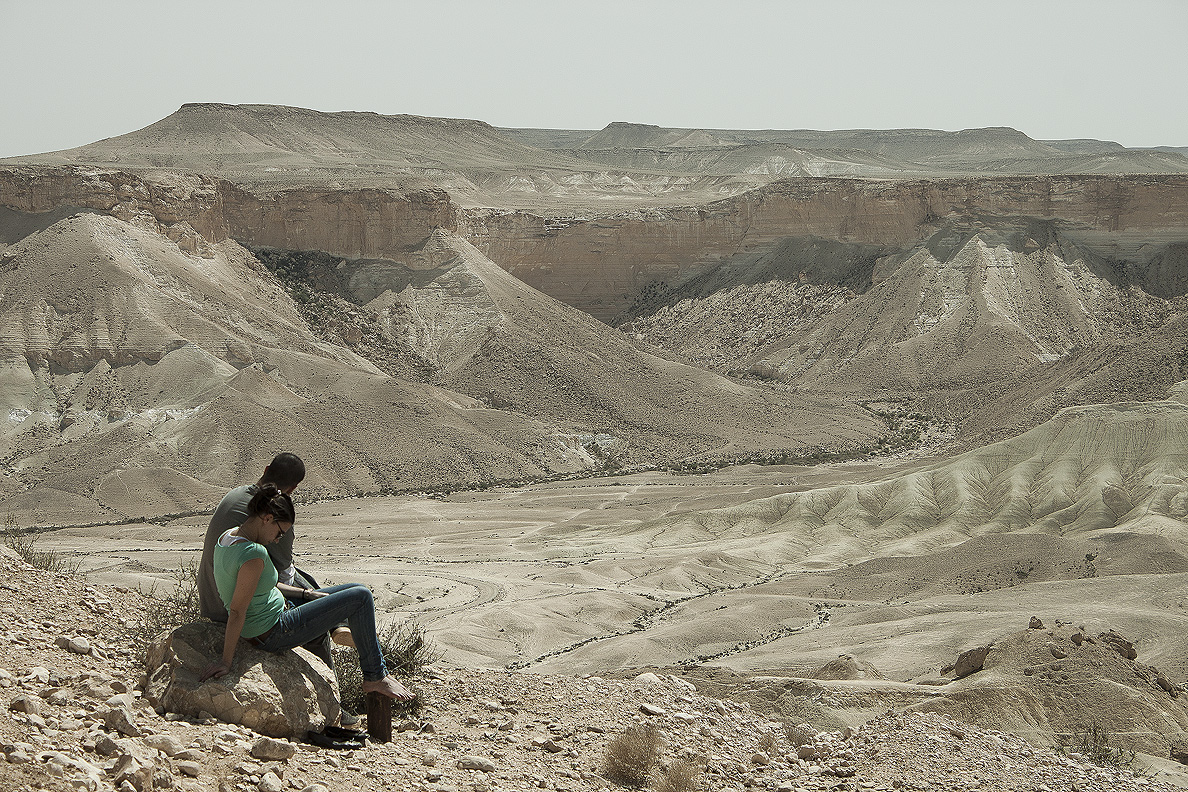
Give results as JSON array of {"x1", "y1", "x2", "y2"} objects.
[{"x1": 3, "y1": 104, "x2": 1188, "y2": 787}]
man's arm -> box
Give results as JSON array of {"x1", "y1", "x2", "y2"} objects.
[{"x1": 268, "y1": 527, "x2": 297, "y2": 586}]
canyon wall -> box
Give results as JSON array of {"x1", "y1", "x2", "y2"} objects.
[
  {"x1": 465, "y1": 176, "x2": 1188, "y2": 320},
  {"x1": 3, "y1": 168, "x2": 1187, "y2": 324},
  {"x1": 0, "y1": 168, "x2": 458, "y2": 260}
]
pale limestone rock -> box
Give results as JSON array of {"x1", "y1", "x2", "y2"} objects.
[
  {"x1": 105, "y1": 693, "x2": 137, "y2": 710},
  {"x1": 177, "y1": 760, "x2": 201, "y2": 777},
  {"x1": 1099, "y1": 630, "x2": 1138, "y2": 660},
  {"x1": 259, "y1": 771, "x2": 283, "y2": 792},
  {"x1": 102, "y1": 705, "x2": 142, "y2": 737},
  {"x1": 144, "y1": 622, "x2": 338, "y2": 738},
  {"x1": 250, "y1": 737, "x2": 296, "y2": 761},
  {"x1": 458, "y1": 755, "x2": 497, "y2": 772},
  {"x1": 24, "y1": 667, "x2": 51, "y2": 684},
  {"x1": 111, "y1": 741, "x2": 156, "y2": 792},
  {"x1": 143, "y1": 733, "x2": 185, "y2": 757},
  {"x1": 952, "y1": 645, "x2": 991, "y2": 678}
]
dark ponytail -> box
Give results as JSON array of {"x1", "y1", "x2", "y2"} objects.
[{"x1": 247, "y1": 484, "x2": 296, "y2": 524}]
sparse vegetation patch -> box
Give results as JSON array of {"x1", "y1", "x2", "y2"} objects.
[
  {"x1": 333, "y1": 620, "x2": 441, "y2": 715},
  {"x1": 604, "y1": 723, "x2": 663, "y2": 787},
  {"x1": 2, "y1": 512, "x2": 81, "y2": 576}
]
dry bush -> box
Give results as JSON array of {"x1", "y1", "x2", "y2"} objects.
[
  {"x1": 654, "y1": 759, "x2": 700, "y2": 792},
  {"x1": 136, "y1": 563, "x2": 202, "y2": 653},
  {"x1": 604, "y1": 723, "x2": 663, "y2": 787},
  {"x1": 1062, "y1": 721, "x2": 1136, "y2": 768},
  {"x1": 333, "y1": 620, "x2": 440, "y2": 715},
  {"x1": 757, "y1": 729, "x2": 781, "y2": 755},
  {"x1": 3, "y1": 512, "x2": 82, "y2": 576}
]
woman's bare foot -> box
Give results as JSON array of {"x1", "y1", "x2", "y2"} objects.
[
  {"x1": 331, "y1": 627, "x2": 355, "y2": 648},
  {"x1": 362, "y1": 675, "x2": 415, "y2": 701}
]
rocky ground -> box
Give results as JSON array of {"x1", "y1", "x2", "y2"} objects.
[{"x1": 0, "y1": 544, "x2": 1182, "y2": 792}]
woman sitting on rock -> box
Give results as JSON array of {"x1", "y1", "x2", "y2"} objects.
[{"x1": 198, "y1": 484, "x2": 413, "y2": 700}]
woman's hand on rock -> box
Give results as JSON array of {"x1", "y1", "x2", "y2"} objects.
[{"x1": 199, "y1": 661, "x2": 230, "y2": 682}]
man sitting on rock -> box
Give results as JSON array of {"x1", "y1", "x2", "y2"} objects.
[{"x1": 197, "y1": 452, "x2": 353, "y2": 667}]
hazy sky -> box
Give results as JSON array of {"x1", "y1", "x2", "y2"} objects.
[{"x1": 5, "y1": 0, "x2": 1186, "y2": 158}]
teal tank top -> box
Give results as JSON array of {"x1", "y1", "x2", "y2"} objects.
[{"x1": 212, "y1": 532, "x2": 284, "y2": 639}]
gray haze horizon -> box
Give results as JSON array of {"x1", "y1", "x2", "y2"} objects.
[{"x1": 5, "y1": 0, "x2": 1187, "y2": 159}]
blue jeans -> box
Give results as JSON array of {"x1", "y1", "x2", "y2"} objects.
[{"x1": 257, "y1": 583, "x2": 387, "y2": 681}]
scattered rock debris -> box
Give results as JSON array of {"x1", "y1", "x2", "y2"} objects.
[{"x1": 0, "y1": 546, "x2": 1180, "y2": 791}]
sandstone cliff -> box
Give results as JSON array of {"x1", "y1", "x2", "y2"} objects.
[{"x1": 469, "y1": 175, "x2": 1188, "y2": 321}]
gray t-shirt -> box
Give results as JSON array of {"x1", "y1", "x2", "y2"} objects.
[{"x1": 197, "y1": 484, "x2": 296, "y2": 621}]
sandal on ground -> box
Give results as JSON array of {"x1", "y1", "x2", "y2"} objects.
[
  {"x1": 324, "y1": 725, "x2": 368, "y2": 741},
  {"x1": 305, "y1": 730, "x2": 365, "y2": 750}
]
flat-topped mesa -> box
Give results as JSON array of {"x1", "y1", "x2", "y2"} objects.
[
  {"x1": 171, "y1": 102, "x2": 505, "y2": 137},
  {"x1": 577, "y1": 122, "x2": 1058, "y2": 157},
  {"x1": 1, "y1": 103, "x2": 580, "y2": 190}
]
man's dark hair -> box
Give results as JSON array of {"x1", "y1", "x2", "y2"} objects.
[{"x1": 260, "y1": 452, "x2": 306, "y2": 490}]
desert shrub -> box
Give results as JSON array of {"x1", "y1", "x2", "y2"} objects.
[
  {"x1": 136, "y1": 562, "x2": 202, "y2": 652},
  {"x1": 654, "y1": 759, "x2": 700, "y2": 792},
  {"x1": 2, "y1": 512, "x2": 82, "y2": 576},
  {"x1": 757, "y1": 729, "x2": 781, "y2": 756},
  {"x1": 604, "y1": 723, "x2": 663, "y2": 787},
  {"x1": 332, "y1": 620, "x2": 440, "y2": 715},
  {"x1": 1061, "y1": 721, "x2": 1135, "y2": 767}
]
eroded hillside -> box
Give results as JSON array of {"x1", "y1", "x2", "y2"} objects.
[
  {"x1": 0, "y1": 169, "x2": 884, "y2": 523},
  {"x1": 1, "y1": 105, "x2": 1187, "y2": 512}
]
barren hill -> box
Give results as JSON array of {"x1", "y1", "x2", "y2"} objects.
[
  {"x1": 511, "y1": 121, "x2": 1188, "y2": 179},
  {"x1": 254, "y1": 229, "x2": 880, "y2": 464},
  {"x1": 5, "y1": 103, "x2": 583, "y2": 189},
  {"x1": 630, "y1": 220, "x2": 1176, "y2": 391},
  {"x1": 2, "y1": 104, "x2": 762, "y2": 211},
  {"x1": 0, "y1": 212, "x2": 592, "y2": 524},
  {"x1": 0, "y1": 182, "x2": 883, "y2": 523},
  {"x1": 452, "y1": 400, "x2": 1188, "y2": 688},
  {"x1": 10, "y1": 105, "x2": 1188, "y2": 218}
]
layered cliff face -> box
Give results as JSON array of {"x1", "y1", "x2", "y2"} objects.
[
  {"x1": 0, "y1": 167, "x2": 461, "y2": 262},
  {"x1": 468, "y1": 175, "x2": 1188, "y2": 322}
]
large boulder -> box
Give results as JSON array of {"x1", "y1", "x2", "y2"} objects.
[{"x1": 144, "y1": 621, "x2": 339, "y2": 738}]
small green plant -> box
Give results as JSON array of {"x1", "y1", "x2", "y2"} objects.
[
  {"x1": 332, "y1": 620, "x2": 441, "y2": 715},
  {"x1": 654, "y1": 759, "x2": 700, "y2": 792},
  {"x1": 136, "y1": 562, "x2": 202, "y2": 653},
  {"x1": 2, "y1": 511, "x2": 82, "y2": 576},
  {"x1": 604, "y1": 723, "x2": 663, "y2": 787},
  {"x1": 1062, "y1": 721, "x2": 1135, "y2": 767}
]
